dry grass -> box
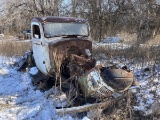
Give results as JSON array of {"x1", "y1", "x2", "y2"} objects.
[
  {"x1": 145, "y1": 35, "x2": 160, "y2": 45},
  {"x1": 0, "y1": 103, "x2": 16, "y2": 111},
  {"x1": 0, "y1": 35, "x2": 160, "y2": 119},
  {"x1": 93, "y1": 42, "x2": 160, "y2": 66},
  {"x1": 0, "y1": 40, "x2": 32, "y2": 57},
  {"x1": 116, "y1": 32, "x2": 137, "y2": 44},
  {"x1": 92, "y1": 36, "x2": 160, "y2": 120}
]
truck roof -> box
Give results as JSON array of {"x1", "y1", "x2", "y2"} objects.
[{"x1": 32, "y1": 16, "x2": 87, "y2": 23}]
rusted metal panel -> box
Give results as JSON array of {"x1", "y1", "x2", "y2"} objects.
[
  {"x1": 78, "y1": 68, "x2": 134, "y2": 99},
  {"x1": 101, "y1": 68, "x2": 134, "y2": 92},
  {"x1": 70, "y1": 54, "x2": 95, "y2": 70},
  {"x1": 32, "y1": 16, "x2": 87, "y2": 24},
  {"x1": 78, "y1": 68, "x2": 115, "y2": 98},
  {"x1": 48, "y1": 39, "x2": 92, "y2": 74},
  {"x1": 69, "y1": 54, "x2": 96, "y2": 77}
]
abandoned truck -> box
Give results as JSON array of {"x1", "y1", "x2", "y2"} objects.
[{"x1": 17, "y1": 16, "x2": 139, "y2": 111}]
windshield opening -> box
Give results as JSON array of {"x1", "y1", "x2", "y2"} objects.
[{"x1": 44, "y1": 22, "x2": 89, "y2": 38}]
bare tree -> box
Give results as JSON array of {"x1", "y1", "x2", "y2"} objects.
[
  {"x1": 1, "y1": 0, "x2": 160, "y2": 45},
  {"x1": 135, "y1": 0, "x2": 160, "y2": 45},
  {"x1": 1, "y1": 0, "x2": 62, "y2": 35}
]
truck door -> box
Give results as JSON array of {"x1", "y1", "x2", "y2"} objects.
[{"x1": 31, "y1": 23, "x2": 48, "y2": 74}]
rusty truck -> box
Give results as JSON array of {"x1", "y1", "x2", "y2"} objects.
[{"x1": 17, "y1": 16, "x2": 139, "y2": 113}]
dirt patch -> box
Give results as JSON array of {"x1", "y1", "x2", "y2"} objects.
[{"x1": 0, "y1": 103, "x2": 16, "y2": 111}]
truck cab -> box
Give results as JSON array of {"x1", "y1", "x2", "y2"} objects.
[{"x1": 31, "y1": 16, "x2": 94, "y2": 77}]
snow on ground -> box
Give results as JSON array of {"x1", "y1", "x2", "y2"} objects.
[
  {"x1": 93, "y1": 43, "x2": 130, "y2": 50},
  {"x1": 93, "y1": 42, "x2": 131, "y2": 50},
  {"x1": 133, "y1": 63, "x2": 160, "y2": 116},
  {"x1": 0, "y1": 56, "x2": 84, "y2": 120},
  {"x1": 111, "y1": 57, "x2": 160, "y2": 116},
  {"x1": 93, "y1": 36, "x2": 131, "y2": 50},
  {"x1": 95, "y1": 52, "x2": 160, "y2": 117},
  {"x1": 0, "y1": 52, "x2": 160, "y2": 119},
  {"x1": 101, "y1": 37, "x2": 122, "y2": 43}
]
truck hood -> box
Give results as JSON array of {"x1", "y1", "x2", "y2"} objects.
[
  {"x1": 47, "y1": 37, "x2": 91, "y2": 47},
  {"x1": 48, "y1": 37, "x2": 92, "y2": 74}
]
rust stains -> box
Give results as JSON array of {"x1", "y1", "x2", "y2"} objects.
[
  {"x1": 48, "y1": 39, "x2": 92, "y2": 74},
  {"x1": 32, "y1": 16, "x2": 87, "y2": 24},
  {"x1": 70, "y1": 54, "x2": 96, "y2": 70},
  {"x1": 101, "y1": 68, "x2": 134, "y2": 92}
]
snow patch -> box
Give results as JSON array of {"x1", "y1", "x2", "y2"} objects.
[
  {"x1": 101, "y1": 37, "x2": 122, "y2": 43},
  {"x1": 0, "y1": 68, "x2": 9, "y2": 75},
  {"x1": 29, "y1": 67, "x2": 38, "y2": 75}
]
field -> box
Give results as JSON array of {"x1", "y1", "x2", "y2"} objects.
[{"x1": 0, "y1": 38, "x2": 160, "y2": 120}]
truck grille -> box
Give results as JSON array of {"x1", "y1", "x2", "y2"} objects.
[{"x1": 95, "y1": 86, "x2": 112, "y2": 98}]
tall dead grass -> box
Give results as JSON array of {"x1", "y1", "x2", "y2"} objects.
[
  {"x1": 0, "y1": 38, "x2": 159, "y2": 119},
  {"x1": 0, "y1": 40, "x2": 32, "y2": 57},
  {"x1": 93, "y1": 43, "x2": 160, "y2": 66},
  {"x1": 93, "y1": 41, "x2": 160, "y2": 119}
]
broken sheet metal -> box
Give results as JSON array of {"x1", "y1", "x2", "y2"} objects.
[
  {"x1": 78, "y1": 67, "x2": 134, "y2": 99},
  {"x1": 78, "y1": 68, "x2": 115, "y2": 98},
  {"x1": 101, "y1": 68, "x2": 134, "y2": 92},
  {"x1": 70, "y1": 54, "x2": 96, "y2": 70},
  {"x1": 48, "y1": 39, "x2": 92, "y2": 75}
]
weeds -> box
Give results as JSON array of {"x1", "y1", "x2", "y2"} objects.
[
  {"x1": 0, "y1": 37, "x2": 160, "y2": 119},
  {"x1": 92, "y1": 41, "x2": 160, "y2": 119},
  {"x1": 0, "y1": 40, "x2": 31, "y2": 57}
]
